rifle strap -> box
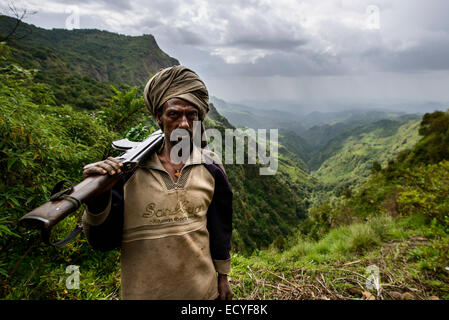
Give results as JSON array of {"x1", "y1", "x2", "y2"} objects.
[
  {"x1": 51, "y1": 223, "x2": 83, "y2": 248},
  {"x1": 60, "y1": 194, "x2": 82, "y2": 209},
  {"x1": 43, "y1": 180, "x2": 83, "y2": 247},
  {"x1": 50, "y1": 180, "x2": 82, "y2": 209},
  {"x1": 42, "y1": 219, "x2": 83, "y2": 248},
  {"x1": 50, "y1": 180, "x2": 74, "y2": 201}
]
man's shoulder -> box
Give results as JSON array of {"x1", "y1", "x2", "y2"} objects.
[
  {"x1": 200, "y1": 149, "x2": 232, "y2": 193},
  {"x1": 201, "y1": 149, "x2": 226, "y2": 175}
]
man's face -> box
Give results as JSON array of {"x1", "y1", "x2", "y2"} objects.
[{"x1": 156, "y1": 98, "x2": 199, "y2": 146}]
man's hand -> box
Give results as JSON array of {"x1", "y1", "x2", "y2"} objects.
[
  {"x1": 83, "y1": 157, "x2": 123, "y2": 179},
  {"x1": 82, "y1": 157, "x2": 123, "y2": 209},
  {"x1": 217, "y1": 274, "x2": 233, "y2": 300}
]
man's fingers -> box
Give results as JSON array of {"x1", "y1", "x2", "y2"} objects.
[
  {"x1": 97, "y1": 162, "x2": 117, "y2": 175},
  {"x1": 86, "y1": 166, "x2": 107, "y2": 175},
  {"x1": 104, "y1": 159, "x2": 122, "y2": 172},
  {"x1": 83, "y1": 158, "x2": 122, "y2": 170},
  {"x1": 83, "y1": 161, "x2": 102, "y2": 170},
  {"x1": 107, "y1": 157, "x2": 123, "y2": 167},
  {"x1": 83, "y1": 166, "x2": 107, "y2": 179},
  {"x1": 82, "y1": 158, "x2": 124, "y2": 179}
]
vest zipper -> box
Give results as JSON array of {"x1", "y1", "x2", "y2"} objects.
[{"x1": 149, "y1": 164, "x2": 192, "y2": 186}]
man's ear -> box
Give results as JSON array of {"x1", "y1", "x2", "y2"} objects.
[{"x1": 155, "y1": 110, "x2": 163, "y2": 129}]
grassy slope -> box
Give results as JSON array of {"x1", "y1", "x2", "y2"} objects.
[{"x1": 230, "y1": 214, "x2": 448, "y2": 300}]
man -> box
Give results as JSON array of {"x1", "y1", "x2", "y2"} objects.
[{"x1": 81, "y1": 65, "x2": 233, "y2": 300}]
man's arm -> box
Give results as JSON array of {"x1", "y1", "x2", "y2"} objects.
[
  {"x1": 81, "y1": 157, "x2": 132, "y2": 251},
  {"x1": 82, "y1": 183, "x2": 124, "y2": 251},
  {"x1": 204, "y1": 163, "x2": 233, "y2": 300}
]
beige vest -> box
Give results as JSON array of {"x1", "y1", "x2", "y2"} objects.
[{"x1": 120, "y1": 148, "x2": 218, "y2": 300}]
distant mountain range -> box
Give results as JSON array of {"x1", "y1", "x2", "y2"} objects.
[
  {"x1": 233, "y1": 99, "x2": 449, "y2": 117},
  {"x1": 211, "y1": 95, "x2": 423, "y2": 195},
  {"x1": 210, "y1": 96, "x2": 424, "y2": 132}
]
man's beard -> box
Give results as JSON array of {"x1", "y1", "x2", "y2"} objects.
[
  {"x1": 171, "y1": 128, "x2": 193, "y2": 146},
  {"x1": 169, "y1": 128, "x2": 194, "y2": 163}
]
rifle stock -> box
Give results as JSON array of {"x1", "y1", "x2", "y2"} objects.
[
  {"x1": 19, "y1": 130, "x2": 164, "y2": 244},
  {"x1": 19, "y1": 173, "x2": 123, "y2": 230}
]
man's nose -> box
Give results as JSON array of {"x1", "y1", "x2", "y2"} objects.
[{"x1": 178, "y1": 115, "x2": 190, "y2": 129}]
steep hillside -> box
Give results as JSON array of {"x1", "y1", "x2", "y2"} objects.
[
  {"x1": 312, "y1": 119, "x2": 421, "y2": 194},
  {"x1": 0, "y1": 15, "x2": 179, "y2": 109}
]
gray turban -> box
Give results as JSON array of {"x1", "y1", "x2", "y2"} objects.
[{"x1": 143, "y1": 65, "x2": 210, "y2": 121}]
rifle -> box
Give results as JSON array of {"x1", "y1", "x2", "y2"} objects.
[{"x1": 19, "y1": 129, "x2": 164, "y2": 246}]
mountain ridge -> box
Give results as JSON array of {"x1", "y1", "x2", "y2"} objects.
[{"x1": 0, "y1": 15, "x2": 179, "y2": 109}]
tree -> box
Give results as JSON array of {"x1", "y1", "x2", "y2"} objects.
[
  {"x1": 371, "y1": 161, "x2": 382, "y2": 174},
  {"x1": 0, "y1": 3, "x2": 36, "y2": 42}
]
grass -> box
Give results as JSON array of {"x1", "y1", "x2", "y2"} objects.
[{"x1": 228, "y1": 214, "x2": 449, "y2": 300}]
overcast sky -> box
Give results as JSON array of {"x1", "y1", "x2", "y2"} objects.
[{"x1": 3, "y1": 0, "x2": 449, "y2": 112}]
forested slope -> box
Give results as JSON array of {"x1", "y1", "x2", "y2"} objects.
[
  {"x1": 310, "y1": 118, "x2": 421, "y2": 201},
  {"x1": 0, "y1": 15, "x2": 179, "y2": 109}
]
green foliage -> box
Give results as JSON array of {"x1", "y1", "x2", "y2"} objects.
[
  {"x1": 0, "y1": 50, "x2": 112, "y2": 226},
  {"x1": 98, "y1": 85, "x2": 147, "y2": 133},
  {"x1": 299, "y1": 203, "x2": 332, "y2": 240},
  {"x1": 272, "y1": 235, "x2": 287, "y2": 251},
  {"x1": 404, "y1": 110, "x2": 449, "y2": 165},
  {"x1": 0, "y1": 46, "x2": 155, "y2": 299},
  {"x1": 125, "y1": 123, "x2": 155, "y2": 142},
  {"x1": 396, "y1": 161, "x2": 449, "y2": 230}
]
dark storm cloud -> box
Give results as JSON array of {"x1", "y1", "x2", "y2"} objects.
[
  {"x1": 169, "y1": 27, "x2": 207, "y2": 46},
  {"x1": 11, "y1": 0, "x2": 449, "y2": 104},
  {"x1": 374, "y1": 38, "x2": 449, "y2": 73},
  {"x1": 226, "y1": 37, "x2": 307, "y2": 51},
  {"x1": 13, "y1": 0, "x2": 449, "y2": 76},
  {"x1": 193, "y1": 50, "x2": 346, "y2": 78},
  {"x1": 148, "y1": 0, "x2": 449, "y2": 78},
  {"x1": 43, "y1": 0, "x2": 133, "y2": 11}
]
